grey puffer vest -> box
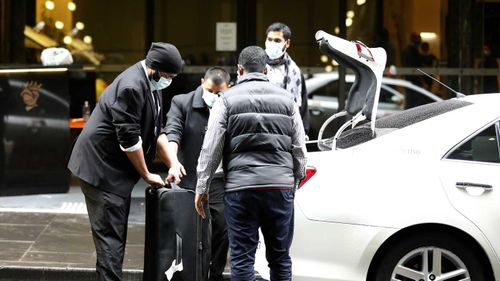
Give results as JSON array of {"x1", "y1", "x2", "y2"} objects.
[{"x1": 222, "y1": 73, "x2": 296, "y2": 192}]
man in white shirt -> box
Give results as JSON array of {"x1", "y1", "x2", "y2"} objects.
[{"x1": 265, "y1": 22, "x2": 310, "y2": 136}]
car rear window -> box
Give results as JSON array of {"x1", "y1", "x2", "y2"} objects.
[{"x1": 336, "y1": 99, "x2": 472, "y2": 149}]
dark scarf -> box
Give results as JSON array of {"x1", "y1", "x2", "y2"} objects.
[{"x1": 267, "y1": 52, "x2": 303, "y2": 106}]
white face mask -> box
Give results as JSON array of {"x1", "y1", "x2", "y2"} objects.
[
  {"x1": 151, "y1": 76, "x2": 172, "y2": 91},
  {"x1": 265, "y1": 41, "x2": 286, "y2": 60},
  {"x1": 202, "y1": 88, "x2": 219, "y2": 108}
]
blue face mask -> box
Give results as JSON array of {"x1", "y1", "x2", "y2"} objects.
[
  {"x1": 265, "y1": 41, "x2": 286, "y2": 60},
  {"x1": 151, "y1": 76, "x2": 172, "y2": 91}
]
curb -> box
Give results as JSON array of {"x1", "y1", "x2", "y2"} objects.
[
  {"x1": 0, "y1": 266, "x2": 142, "y2": 281},
  {"x1": 0, "y1": 266, "x2": 238, "y2": 281}
]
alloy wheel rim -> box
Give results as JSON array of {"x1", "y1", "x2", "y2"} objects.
[{"x1": 391, "y1": 246, "x2": 470, "y2": 281}]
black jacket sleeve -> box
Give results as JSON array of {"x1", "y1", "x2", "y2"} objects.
[
  {"x1": 164, "y1": 95, "x2": 185, "y2": 145},
  {"x1": 110, "y1": 87, "x2": 143, "y2": 149}
]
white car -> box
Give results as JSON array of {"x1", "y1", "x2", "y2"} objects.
[
  {"x1": 307, "y1": 72, "x2": 443, "y2": 139},
  {"x1": 255, "y1": 30, "x2": 500, "y2": 281},
  {"x1": 257, "y1": 93, "x2": 500, "y2": 280}
]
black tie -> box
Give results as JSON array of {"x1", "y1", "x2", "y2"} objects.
[
  {"x1": 153, "y1": 90, "x2": 160, "y2": 110},
  {"x1": 153, "y1": 90, "x2": 160, "y2": 137}
]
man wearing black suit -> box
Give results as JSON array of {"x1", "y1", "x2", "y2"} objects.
[
  {"x1": 163, "y1": 67, "x2": 230, "y2": 281},
  {"x1": 68, "y1": 42, "x2": 183, "y2": 281}
]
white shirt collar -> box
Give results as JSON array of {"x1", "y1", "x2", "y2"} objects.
[{"x1": 140, "y1": 60, "x2": 160, "y2": 114}]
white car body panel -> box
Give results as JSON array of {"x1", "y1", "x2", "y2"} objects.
[
  {"x1": 440, "y1": 159, "x2": 500, "y2": 264},
  {"x1": 255, "y1": 94, "x2": 500, "y2": 281}
]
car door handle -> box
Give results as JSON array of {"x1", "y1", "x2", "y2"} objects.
[
  {"x1": 310, "y1": 109, "x2": 324, "y2": 116},
  {"x1": 456, "y1": 182, "x2": 493, "y2": 190}
]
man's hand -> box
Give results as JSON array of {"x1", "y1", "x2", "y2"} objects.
[
  {"x1": 144, "y1": 172, "x2": 165, "y2": 188},
  {"x1": 194, "y1": 193, "x2": 209, "y2": 219},
  {"x1": 166, "y1": 163, "x2": 186, "y2": 184}
]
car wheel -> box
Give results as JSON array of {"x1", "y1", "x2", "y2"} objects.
[{"x1": 374, "y1": 233, "x2": 487, "y2": 281}]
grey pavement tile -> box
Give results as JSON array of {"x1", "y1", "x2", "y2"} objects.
[
  {"x1": 0, "y1": 212, "x2": 55, "y2": 225},
  {"x1": 21, "y1": 251, "x2": 94, "y2": 266},
  {"x1": 123, "y1": 245, "x2": 144, "y2": 270},
  {"x1": 0, "y1": 251, "x2": 28, "y2": 262},
  {"x1": 0, "y1": 224, "x2": 46, "y2": 241},
  {"x1": 0, "y1": 210, "x2": 149, "y2": 273},
  {"x1": 128, "y1": 198, "x2": 146, "y2": 225},
  {"x1": 126, "y1": 224, "x2": 145, "y2": 245},
  {"x1": 0, "y1": 241, "x2": 32, "y2": 261},
  {"x1": 66, "y1": 262, "x2": 97, "y2": 269},
  {"x1": 0, "y1": 265, "x2": 145, "y2": 281},
  {"x1": 30, "y1": 233, "x2": 94, "y2": 254},
  {"x1": 0, "y1": 260, "x2": 82, "y2": 268},
  {"x1": 43, "y1": 214, "x2": 92, "y2": 236}
]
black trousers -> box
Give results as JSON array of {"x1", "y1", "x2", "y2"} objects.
[
  {"x1": 80, "y1": 179, "x2": 131, "y2": 281},
  {"x1": 209, "y1": 178, "x2": 229, "y2": 281}
]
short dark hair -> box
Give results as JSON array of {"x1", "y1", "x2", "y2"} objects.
[
  {"x1": 410, "y1": 32, "x2": 421, "y2": 44},
  {"x1": 266, "y1": 22, "x2": 292, "y2": 40},
  {"x1": 204, "y1": 67, "x2": 230, "y2": 85},
  {"x1": 238, "y1": 46, "x2": 267, "y2": 73}
]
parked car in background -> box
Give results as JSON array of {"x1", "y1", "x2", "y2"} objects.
[
  {"x1": 306, "y1": 72, "x2": 442, "y2": 139},
  {"x1": 256, "y1": 93, "x2": 500, "y2": 281}
]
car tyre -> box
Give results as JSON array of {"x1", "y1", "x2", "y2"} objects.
[{"x1": 374, "y1": 232, "x2": 487, "y2": 281}]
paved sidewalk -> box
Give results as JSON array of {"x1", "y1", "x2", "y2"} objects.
[
  {"x1": 0, "y1": 212, "x2": 145, "y2": 269},
  {"x1": 0, "y1": 176, "x2": 150, "y2": 280},
  {"x1": 0, "y1": 179, "x2": 240, "y2": 280},
  {"x1": 0, "y1": 211, "x2": 146, "y2": 280},
  {"x1": 0, "y1": 177, "x2": 148, "y2": 280}
]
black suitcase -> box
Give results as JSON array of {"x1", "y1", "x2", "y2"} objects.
[{"x1": 143, "y1": 184, "x2": 211, "y2": 281}]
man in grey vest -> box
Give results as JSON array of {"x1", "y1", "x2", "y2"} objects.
[{"x1": 194, "y1": 46, "x2": 307, "y2": 281}]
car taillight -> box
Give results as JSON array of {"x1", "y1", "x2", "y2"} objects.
[{"x1": 298, "y1": 166, "x2": 316, "y2": 189}]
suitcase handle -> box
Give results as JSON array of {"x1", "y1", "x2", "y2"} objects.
[
  {"x1": 169, "y1": 182, "x2": 182, "y2": 190},
  {"x1": 147, "y1": 182, "x2": 183, "y2": 195}
]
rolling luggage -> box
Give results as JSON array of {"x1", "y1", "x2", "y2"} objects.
[{"x1": 143, "y1": 184, "x2": 211, "y2": 281}]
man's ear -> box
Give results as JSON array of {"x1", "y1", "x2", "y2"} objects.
[
  {"x1": 201, "y1": 78, "x2": 205, "y2": 85},
  {"x1": 285, "y1": 39, "x2": 291, "y2": 50},
  {"x1": 263, "y1": 66, "x2": 268, "y2": 75},
  {"x1": 152, "y1": 69, "x2": 161, "y2": 82},
  {"x1": 237, "y1": 65, "x2": 244, "y2": 76}
]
